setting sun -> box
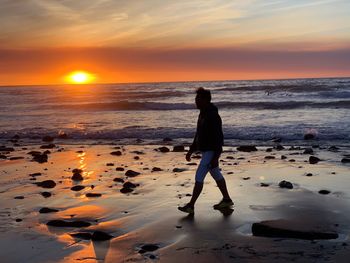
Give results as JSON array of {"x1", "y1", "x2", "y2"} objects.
[{"x1": 66, "y1": 71, "x2": 95, "y2": 84}]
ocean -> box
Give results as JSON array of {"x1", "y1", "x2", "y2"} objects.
[{"x1": 0, "y1": 78, "x2": 349, "y2": 146}]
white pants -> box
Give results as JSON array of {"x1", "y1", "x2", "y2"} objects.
[{"x1": 195, "y1": 151, "x2": 224, "y2": 183}]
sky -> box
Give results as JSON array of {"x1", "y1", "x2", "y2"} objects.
[{"x1": 0, "y1": 0, "x2": 350, "y2": 85}]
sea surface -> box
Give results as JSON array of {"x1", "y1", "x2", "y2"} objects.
[{"x1": 0, "y1": 78, "x2": 349, "y2": 146}]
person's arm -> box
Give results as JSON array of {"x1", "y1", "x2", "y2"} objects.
[
  {"x1": 187, "y1": 132, "x2": 197, "y2": 161},
  {"x1": 208, "y1": 112, "x2": 223, "y2": 167}
]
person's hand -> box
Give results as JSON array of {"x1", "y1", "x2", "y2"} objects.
[
  {"x1": 186, "y1": 151, "x2": 192, "y2": 162},
  {"x1": 210, "y1": 157, "x2": 219, "y2": 168}
]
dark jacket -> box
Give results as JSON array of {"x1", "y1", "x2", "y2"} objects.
[{"x1": 190, "y1": 103, "x2": 224, "y2": 152}]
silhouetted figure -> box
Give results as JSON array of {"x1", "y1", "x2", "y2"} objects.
[{"x1": 178, "y1": 88, "x2": 233, "y2": 214}]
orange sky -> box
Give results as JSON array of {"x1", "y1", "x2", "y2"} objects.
[{"x1": 0, "y1": 0, "x2": 350, "y2": 85}]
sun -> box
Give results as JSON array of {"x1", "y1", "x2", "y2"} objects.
[{"x1": 66, "y1": 71, "x2": 95, "y2": 84}]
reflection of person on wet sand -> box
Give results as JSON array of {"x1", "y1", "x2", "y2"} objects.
[{"x1": 178, "y1": 88, "x2": 233, "y2": 214}]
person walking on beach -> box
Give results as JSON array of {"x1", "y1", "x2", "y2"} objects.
[{"x1": 178, "y1": 88, "x2": 233, "y2": 214}]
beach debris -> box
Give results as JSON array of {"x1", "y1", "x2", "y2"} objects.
[
  {"x1": 113, "y1": 177, "x2": 124, "y2": 183},
  {"x1": 71, "y1": 185, "x2": 85, "y2": 191},
  {"x1": 125, "y1": 170, "x2": 140, "y2": 177},
  {"x1": 252, "y1": 219, "x2": 338, "y2": 240},
  {"x1": 41, "y1": 192, "x2": 52, "y2": 198},
  {"x1": 279, "y1": 180, "x2": 293, "y2": 189},
  {"x1": 156, "y1": 146, "x2": 170, "y2": 153},
  {"x1": 116, "y1": 167, "x2": 125, "y2": 171},
  {"x1": 42, "y1": 136, "x2": 54, "y2": 142},
  {"x1": 309, "y1": 156, "x2": 320, "y2": 164},
  {"x1": 173, "y1": 145, "x2": 185, "y2": 152},
  {"x1": 85, "y1": 193, "x2": 102, "y2": 198},
  {"x1": 35, "y1": 180, "x2": 56, "y2": 188},
  {"x1": 39, "y1": 207, "x2": 59, "y2": 213},
  {"x1": 152, "y1": 167, "x2": 162, "y2": 172},
  {"x1": 47, "y1": 220, "x2": 91, "y2": 227},
  {"x1": 341, "y1": 158, "x2": 350, "y2": 163},
  {"x1": 237, "y1": 145, "x2": 257, "y2": 152},
  {"x1": 110, "y1": 151, "x2": 122, "y2": 156},
  {"x1": 319, "y1": 190, "x2": 331, "y2": 195}
]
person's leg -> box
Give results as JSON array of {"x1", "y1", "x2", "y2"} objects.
[
  {"x1": 188, "y1": 182, "x2": 203, "y2": 207},
  {"x1": 210, "y1": 164, "x2": 233, "y2": 208}
]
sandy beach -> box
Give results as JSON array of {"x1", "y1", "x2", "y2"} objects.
[{"x1": 0, "y1": 140, "x2": 349, "y2": 262}]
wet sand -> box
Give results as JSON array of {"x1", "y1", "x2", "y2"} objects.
[{"x1": 0, "y1": 142, "x2": 350, "y2": 262}]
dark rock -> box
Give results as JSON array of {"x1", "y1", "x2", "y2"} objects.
[
  {"x1": 14, "y1": 196, "x2": 24, "y2": 199},
  {"x1": 32, "y1": 153, "x2": 48, "y2": 163},
  {"x1": 157, "y1": 146, "x2": 170, "y2": 153},
  {"x1": 71, "y1": 173, "x2": 84, "y2": 181},
  {"x1": 47, "y1": 220, "x2": 91, "y2": 228},
  {"x1": 226, "y1": 156, "x2": 234, "y2": 159},
  {"x1": 152, "y1": 167, "x2": 162, "y2": 172},
  {"x1": 279, "y1": 180, "x2": 293, "y2": 189},
  {"x1": 266, "y1": 148, "x2": 273, "y2": 152},
  {"x1": 134, "y1": 156, "x2": 140, "y2": 160},
  {"x1": 15, "y1": 219, "x2": 22, "y2": 222},
  {"x1": 116, "y1": 167, "x2": 125, "y2": 171},
  {"x1": 106, "y1": 163, "x2": 114, "y2": 166},
  {"x1": 40, "y1": 144, "x2": 56, "y2": 149},
  {"x1": 242, "y1": 177, "x2": 250, "y2": 180},
  {"x1": 304, "y1": 133, "x2": 315, "y2": 140},
  {"x1": 35, "y1": 180, "x2": 56, "y2": 189},
  {"x1": 131, "y1": 150, "x2": 144, "y2": 155},
  {"x1": 237, "y1": 146, "x2": 257, "y2": 152},
  {"x1": 173, "y1": 168, "x2": 186, "y2": 173},
  {"x1": 281, "y1": 155, "x2": 287, "y2": 160},
  {"x1": 110, "y1": 151, "x2": 122, "y2": 156},
  {"x1": 125, "y1": 170, "x2": 140, "y2": 177},
  {"x1": 319, "y1": 190, "x2": 331, "y2": 195},
  {"x1": 120, "y1": 187, "x2": 133, "y2": 194},
  {"x1": 0, "y1": 154, "x2": 7, "y2": 159},
  {"x1": 309, "y1": 156, "x2": 320, "y2": 164},
  {"x1": 113, "y1": 177, "x2": 124, "y2": 183},
  {"x1": 328, "y1": 146, "x2": 339, "y2": 152},
  {"x1": 140, "y1": 244, "x2": 159, "y2": 252},
  {"x1": 303, "y1": 148, "x2": 314, "y2": 154},
  {"x1": 274, "y1": 144, "x2": 285, "y2": 151},
  {"x1": 85, "y1": 193, "x2": 102, "y2": 198},
  {"x1": 173, "y1": 145, "x2": 185, "y2": 152},
  {"x1": 42, "y1": 136, "x2": 54, "y2": 142},
  {"x1": 289, "y1": 159, "x2": 296, "y2": 162},
  {"x1": 123, "y1": 182, "x2": 137, "y2": 188},
  {"x1": 260, "y1": 183, "x2": 270, "y2": 187},
  {"x1": 341, "y1": 158, "x2": 350, "y2": 163},
  {"x1": 252, "y1": 220, "x2": 338, "y2": 240},
  {"x1": 39, "y1": 207, "x2": 59, "y2": 213},
  {"x1": 306, "y1": 173, "x2": 313, "y2": 177},
  {"x1": 29, "y1": 172, "x2": 42, "y2": 177},
  {"x1": 71, "y1": 185, "x2": 85, "y2": 191},
  {"x1": 72, "y1": 168, "x2": 83, "y2": 174},
  {"x1": 264, "y1": 156, "x2": 275, "y2": 159},
  {"x1": 41, "y1": 192, "x2": 52, "y2": 198},
  {"x1": 186, "y1": 162, "x2": 197, "y2": 166},
  {"x1": 91, "y1": 231, "x2": 114, "y2": 241},
  {"x1": 0, "y1": 146, "x2": 15, "y2": 152},
  {"x1": 9, "y1": 156, "x2": 24, "y2": 160}
]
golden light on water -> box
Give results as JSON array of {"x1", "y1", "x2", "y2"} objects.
[{"x1": 65, "y1": 71, "x2": 95, "y2": 84}]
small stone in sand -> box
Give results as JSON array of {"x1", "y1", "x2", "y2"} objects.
[
  {"x1": 260, "y1": 183, "x2": 270, "y2": 187},
  {"x1": 106, "y1": 163, "x2": 114, "y2": 166},
  {"x1": 32, "y1": 153, "x2": 48, "y2": 163},
  {"x1": 173, "y1": 145, "x2": 185, "y2": 152},
  {"x1": 47, "y1": 220, "x2": 91, "y2": 228},
  {"x1": 281, "y1": 155, "x2": 287, "y2": 159},
  {"x1": 134, "y1": 156, "x2": 140, "y2": 160},
  {"x1": 14, "y1": 196, "x2": 24, "y2": 199},
  {"x1": 152, "y1": 167, "x2": 162, "y2": 172},
  {"x1": 341, "y1": 158, "x2": 350, "y2": 163},
  {"x1": 120, "y1": 187, "x2": 133, "y2": 194},
  {"x1": 15, "y1": 219, "x2": 22, "y2": 222},
  {"x1": 303, "y1": 148, "x2": 314, "y2": 154},
  {"x1": 157, "y1": 146, "x2": 170, "y2": 153},
  {"x1": 113, "y1": 177, "x2": 124, "y2": 183},
  {"x1": 39, "y1": 207, "x2": 59, "y2": 213},
  {"x1": 140, "y1": 244, "x2": 159, "y2": 253},
  {"x1": 279, "y1": 180, "x2": 293, "y2": 189},
  {"x1": 41, "y1": 192, "x2": 52, "y2": 198},
  {"x1": 85, "y1": 193, "x2": 102, "y2": 198},
  {"x1": 110, "y1": 151, "x2": 122, "y2": 156},
  {"x1": 29, "y1": 172, "x2": 42, "y2": 177},
  {"x1": 125, "y1": 170, "x2": 140, "y2": 177},
  {"x1": 237, "y1": 145, "x2": 257, "y2": 152},
  {"x1": 319, "y1": 190, "x2": 331, "y2": 195},
  {"x1": 264, "y1": 156, "x2": 275, "y2": 159},
  {"x1": 309, "y1": 156, "x2": 320, "y2": 164},
  {"x1": 289, "y1": 159, "x2": 296, "y2": 162},
  {"x1": 40, "y1": 144, "x2": 56, "y2": 149},
  {"x1": 242, "y1": 177, "x2": 250, "y2": 180},
  {"x1": 123, "y1": 182, "x2": 137, "y2": 188},
  {"x1": 71, "y1": 185, "x2": 85, "y2": 191},
  {"x1": 35, "y1": 180, "x2": 56, "y2": 189},
  {"x1": 274, "y1": 144, "x2": 285, "y2": 151},
  {"x1": 116, "y1": 167, "x2": 125, "y2": 171},
  {"x1": 71, "y1": 173, "x2": 84, "y2": 181}
]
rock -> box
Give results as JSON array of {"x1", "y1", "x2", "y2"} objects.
[
  {"x1": 264, "y1": 156, "x2": 275, "y2": 159},
  {"x1": 116, "y1": 167, "x2": 125, "y2": 171},
  {"x1": 14, "y1": 196, "x2": 24, "y2": 199},
  {"x1": 71, "y1": 173, "x2": 84, "y2": 181},
  {"x1": 341, "y1": 158, "x2": 350, "y2": 163},
  {"x1": 39, "y1": 207, "x2": 59, "y2": 213},
  {"x1": 29, "y1": 172, "x2": 42, "y2": 177},
  {"x1": 319, "y1": 190, "x2": 331, "y2": 195},
  {"x1": 242, "y1": 177, "x2": 250, "y2": 180},
  {"x1": 42, "y1": 136, "x2": 54, "y2": 142},
  {"x1": 106, "y1": 163, "x2": 114, "y2": 166},
  {"x1": 41, "y1": 192, "x2": 52, "y2": 198},
  {"x1": 260, "y1": 183, "x2": 270, "y2": 187},
  {"x1": 15, "y1": 218, "x2": 22, "y2": 222},
  {"x1": 279, "y1": 180, "x2": 293, "y2": 189},
  {"x1": 125, "y1": 170, "x2": 140, "y2": 177},
  {"x1": 304, "y1": 133, "x2": 315, "y2": 140},
  {"x1": 71, "y1": 185, "x2": 85, "y2": 191},
  {"x1": 266, "y1": 148, "x2": 273, "y2": 152},
  {"x1": 226, "y1": 156, "x2": 234, "y2": 159},
  {"x1": 306, "y1": 173, "x2": 313, "y2": 177},
  {"x1": 120, "y1": 187, "x2": 133, "y2": 194},
  {"x1": 309, "y1": 156, "x2": 320, "y2": 164},
  {"x1": 0, "y1": 146, "x2": 15, "y2": 152},
  {"x1": 32, "y1": 153, "x2": 48, "y2": 163},
  {"x1": 274, "y1": 144, "x2": 285, "y2": 151},
  {"x1": 9, "y1": 156, "x2": 24, "y2": 160},
  {"x1": 131, "y1": 150, "x2": 144, "y2": 155},
  {"x1": 113, "y1": 177, "x2": 124, "y2": 183},
  {"x1": 173, "y1": 145, "x2": 185, "y2": 152},
  {"x1": 237, "y1": 146, "x2": 257, "y2": 152},
  {"x1": 123, "y1": 182, "x2": 137, "y2": 188},
  {"x1": 252, "y1": 219, "x2": 338, "y2": 240},
  {"x1": 35, "y1": 180, "x2": 56, "y2": 189},
  {"x1": 281, "y1": 155, "x2": 287, "y2": 160},
  {"x1": 85, "y1": 193, "x2": 102, "y2": 198},
  {"x1": 173, "y1": 168, "x2": 186, "y2": 173},
  {"x1": 152, "y1": 167, "x2": 162, "y2": 172},
  {"x1": 0, "y1": 154, "x2": 7, "y2": 159},
  {"x1": 186, "y1": 162, "x2": 197, "y2": 166},
  {"x1": 140, "y1": 244, "x2": 159, "y2": 252},
  {"x1": 91, "y1": 231, "x2": 114, "y2": 241},
  {"x1": 157, "y1": 146, "x2": 170, "y2": 153},
  {"x1": 110, "y1": 151, "x2": 122, "y2": 156},
  {"x1": 40, "y1": 144, "x2": 56, "y2": 149},
  {"x1": 289, "y1": 159, "x2": 296, "y2": 162},
  {"x1": 328, "y1": 146, "x2": 339, "y2": 152},
  {"x1": 303, "y1": 148, "x2": 314, "y2": 154},
  {"x1": 47, "y1": 220, "x2": 91, "y2": 228},
  {"x1": 134, "y1": 156, "x2": 140, "y2": 160}
]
